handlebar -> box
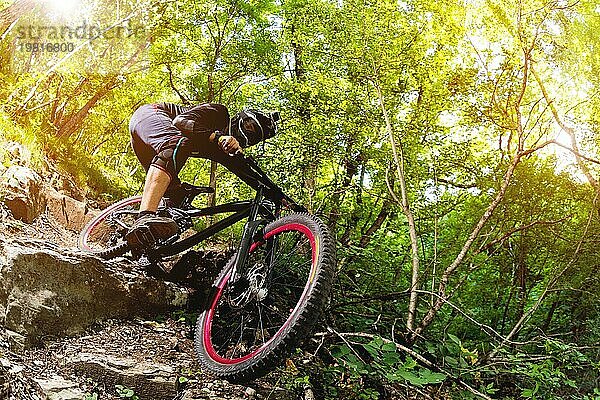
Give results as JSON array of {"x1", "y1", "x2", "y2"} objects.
[{"x1": 237, "y1": 153, "x2": 307, "y2": 213}]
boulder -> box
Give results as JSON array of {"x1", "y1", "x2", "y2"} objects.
[
  {"x1": 0, "y1": 166, "x2": 46, "y2": 223},
  {"x1": 0, "y1": 358, "x2": 9, "y2": 399},
  {"x1": 0, "y1": 164, "x2": 96, "y2": 231},
  {"x1": 5, "y1": 141, "x2": 32, "y2": 166},
  {"x1": 43, "y1": 187, "x2": 97, "y2": 231},
  {"x1": 0, "y1": 357, "x2": 45, "y2": 399},
  {"x1": 0, "y1": 239, "x2": 188, "y2": 351},
  {"x1": 33, "y1": 375, "x2": 85, "y2": 400}
]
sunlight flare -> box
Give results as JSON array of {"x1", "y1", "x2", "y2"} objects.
[{"x1": 42, "y1": 0, "x2": 83, "y2": 19}]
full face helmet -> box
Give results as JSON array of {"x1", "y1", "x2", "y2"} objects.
[{"x1": 229, "y1": 109, "x2": 280, "y2": 148}]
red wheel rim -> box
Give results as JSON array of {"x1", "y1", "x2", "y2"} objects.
[
  {"x1": 79, "y1": 196, "x2": 141, "y2": 252},
  {"x1": 203, "y1": 223, "x2": 317, "y2": 365}
]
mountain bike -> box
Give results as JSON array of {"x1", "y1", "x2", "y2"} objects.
[{"x1": 77, "y1": 154, "x2": 336, "y2": 382}]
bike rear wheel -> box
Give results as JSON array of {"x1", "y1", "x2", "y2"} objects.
[
  {"x1": 78, "y1": 196, "x2": 141, "y2": 258},
  {"x1": 194, "y1": 213, "x2": 336, "y2": 381}
]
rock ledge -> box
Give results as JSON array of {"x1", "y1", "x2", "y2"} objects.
[{"x1": 0, "y1": 238, "x2": 188, "y2": 350}]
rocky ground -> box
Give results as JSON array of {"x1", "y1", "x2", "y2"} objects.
[
  {"x1": 4, "y1": 319, "x2": 249, "y2": 399},
  {"x1": 0, "y1": 145, "x2": 452, "y2": 400},
  {"x1": 1, "y1": 316, "x2": 298, "y2": 400},
  {"x1": 0, "y1": 145, "x2": 325, "y2": 400},
  {"x1": 0, "y1": 180, "x2": 305, "y2": 400}
]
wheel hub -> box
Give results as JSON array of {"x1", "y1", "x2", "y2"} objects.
[{"x1": 229, "y1": 262, "x2": 268, "y2": 307}]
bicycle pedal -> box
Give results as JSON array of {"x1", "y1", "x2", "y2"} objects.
[
  {"x1": 138, "y1": 226, "x2": 157, "y2": 244},
  {"x1": 126, "y1": 226, "x2": 156, "y2": 249}
]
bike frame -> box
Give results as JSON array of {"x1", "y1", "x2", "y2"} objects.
[
  {"x1": 148, "y1": 155, "x2": 302, "y2": 276},
  {"x1": 154, "y1": 185, "x2": 276, "y2": 260}
]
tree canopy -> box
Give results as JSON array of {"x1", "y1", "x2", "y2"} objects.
[{"x1": 1, "y1": 0, "x2": 600, "y2": 398}]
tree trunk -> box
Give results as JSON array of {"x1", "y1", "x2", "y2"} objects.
[
  {"x1": 372, "y1": 77, "x2": 420, "y2": 336},
  {"x1": 0, "y1": 0, "x2": 35, "y2": 37},
  {"x1": 290, "y1": 23, "x2": 316, "y2": 208},
  {"x1": 207, "y1": 160, "x2": 218, "y2": 208},
  {"x1": 541, "y1": 299, "x2": 558, "y2": 333},
  {"x1": 359, "y1": 201, "x2": 390, "y2": 248},
  {"x1": 328, "y1": 135, "x2": 356, "y2": 231},
  {"x1": 55, "y1": 77, "x2": 118, "y2": 138},
  {"x1": 516, "y1": 238, "x2": 528, "y2": 320},
  {"x1": 55, "y1": 38, "x2": 149, "y2": 138}
]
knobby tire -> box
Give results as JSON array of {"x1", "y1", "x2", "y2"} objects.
[
  {"x1": 78, "y1": 196, "x2": 140, "y2": 259},
  {"x1": 194, "y1": 213, "x2": 336, "y2": 382}
]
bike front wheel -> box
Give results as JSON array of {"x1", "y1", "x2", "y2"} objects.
[{"x1": 194, "y1": 213, "x2": 336, "y2": 381}]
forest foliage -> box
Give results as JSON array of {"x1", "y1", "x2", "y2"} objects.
[{"x1": 1, "y1": 0, "x2": 600, "y2": 398}]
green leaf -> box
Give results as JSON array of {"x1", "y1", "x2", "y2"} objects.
[
  {"x1": 115, "y1": 385, "x2": 136, "y2": 398},
  {"x1": 381, "y1": 342, "x2": 397, "y2": 352},
  {"x1": 403, "y1": 356, "x2": 417, "y2": 369},
  {"x1": 444, "y1": 356, "x2": 459, "y2": 367},
  {"x1": 371, "y1": 337, "x2": 385, "y2": 349},
  {"x1": 522, "y1": 388, "x2": 534, "y2": 398},
  {"x1": 331, "y1": 345, "x2": 351, "y2": 358},
  {"x1": 343, "y1": 353, "x2": 367, "y2": 375},
  {"x1": 448, "y1": 333, "x2": 461, "y2": 345},
  {"x1": 385, "y1": 372, "x2": 402, "y2": 382},
  {"x1": 396, "y1": 369, "x2": 427, "y2": 387},
  {"x1": 485, "y1": 383, "x2": 498, "y2": 394},
  {"x1": 362, "y1": 343, "x2": 380, "y2": 358},
  {"x1": 419, "y1": 369, "x2": 446, "y2": 384},
  {"x1": 382, "y1": 352, "x2": 401, "y2": 366},
  {"x1": 564, "y1": 379, "x2": 577, "y2": 388}
]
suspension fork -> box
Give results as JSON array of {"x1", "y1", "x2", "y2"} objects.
[
  {"x1": 231, "y1": 185, "x2": 269, "y2": 281},
  {"x1": 260, "y1": 201, "x2": 284, "y2": 290}
]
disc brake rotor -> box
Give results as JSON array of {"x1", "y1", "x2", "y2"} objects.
[{"x1": 228, "y1": 262, "x2": 268, "y2": 307}]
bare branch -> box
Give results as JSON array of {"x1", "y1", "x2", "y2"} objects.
[
  {"x1": 436, "y1": 177, "x2": 478, "y2": 189},
  {"x1": 413, "y1": 152, "x2": 522, "y2": 339},
  {"x1": 530, "y1": 65, "x2": 599, "y2": 189},
  {"x1": 412, "y1": 48, "x2": 537, "y2": 341},
  {"x1": 489, "y1": 191, "x2": 600, "y2": 357},
  {"x1": 550, "y1": 140, "x2": 600, "y2": 165},
  {"x1": 0, "y1": 0, "x2": 35, "y2": 37},
  {"x1": 14, "y1": 8, "x2": 144, "y2": 114},
  {"x1": 415, "y1": 289, "x2": 528, "y2": 346},
  {"x1": 165, "y1": 64, "x2": 189, "y2": 105},
  {"x1": 330, "y1": 290, "x2": 410, "y2": 310},
  {"x1": 477, "y1": 216, "x2": 571, "y2": 254}
]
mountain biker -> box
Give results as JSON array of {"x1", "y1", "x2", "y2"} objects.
[{"x1": 126, "y1": 102, "x2": 278, "y2": 248}]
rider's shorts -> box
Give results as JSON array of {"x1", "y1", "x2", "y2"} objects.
[{"x1": 129, "y1": 104, "x2": 192, "y2": 191}]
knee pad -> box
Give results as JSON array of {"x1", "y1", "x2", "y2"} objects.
[
  {"x1": 151, "y1": 148, "x2": 175, "y2": 177},
  {"x1": 151, "y1": 137, "x2": 191, "y2": 178}
]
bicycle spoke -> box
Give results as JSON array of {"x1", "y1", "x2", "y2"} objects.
[
  {"x1": 196, "y1": 213, "x2": 335, "y2": 382},
  {"x1": 257, "y1": 303, "x2": 266, "y2": 345},
  {"x1": 82, "y1": 201, "x2": 139, "y2": 253}
]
